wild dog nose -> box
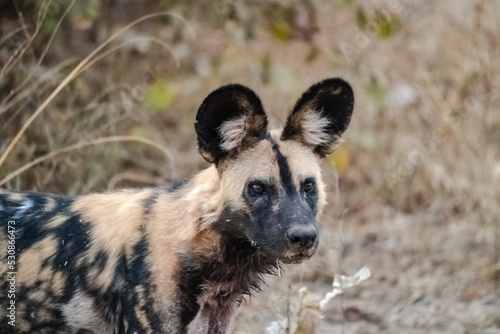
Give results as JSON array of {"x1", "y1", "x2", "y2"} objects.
[{"x1": 287, "y1": 225, "x2": 317, "y2": 248}]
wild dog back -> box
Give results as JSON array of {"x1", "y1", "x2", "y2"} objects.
[{"x1": 0, "y1": 78, "x2": 354, "y2": 334}]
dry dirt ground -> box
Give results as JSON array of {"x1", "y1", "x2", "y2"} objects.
[{"x1": 1, "y1": 1, "x2": 499, "y2": 333}]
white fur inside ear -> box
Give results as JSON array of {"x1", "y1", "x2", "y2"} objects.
[
  {"x1": 301, "y1": 110, "x2": 332, "y2": 146},
  {"x1": 218, "y1": 115, "x2": 248, "y2": 151}
]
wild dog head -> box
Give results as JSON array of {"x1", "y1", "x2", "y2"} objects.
[{"x1": 195, "y1": 78, "x2": 354, "y2": 264}]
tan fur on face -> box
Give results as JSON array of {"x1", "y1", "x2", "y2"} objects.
[
  {"x1": 216, "y1": 139, "x2": 278, "y2": 219},
  {"x1": 216, "y1": 129, "x2": 327, "y2": 220},
  {"x1": 268, "y1": 130, "x2": 327, "y2": 215}
]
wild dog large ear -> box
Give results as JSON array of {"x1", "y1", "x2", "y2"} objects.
[
  {"x1": 281, "y1": 78, "x2": 354, "y2": 158},
  {"x1": 195, "y1": 84, "x2": 268, "y2": 164}
]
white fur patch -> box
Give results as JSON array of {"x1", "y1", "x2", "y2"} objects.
[
  {"x1": 62, "y1": 290, "x2": 114, "y2": 333},
  {"x1": 301, "y1": 110, "x2": 332, "y2": 146},
  {"x1": 14, "y1": 198, "x2": 33, "y2": 219},
  {"x1": 218, "y1": 116, "x2": 247, "y2": 151}
]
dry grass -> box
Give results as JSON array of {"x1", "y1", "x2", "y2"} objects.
[{"x1": 1, "y1": 0, "x2": 499, "y2": 333}]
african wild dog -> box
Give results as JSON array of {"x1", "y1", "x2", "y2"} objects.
[{"x1": 0, "y1": 78, "x2": 354, "y2": 333}]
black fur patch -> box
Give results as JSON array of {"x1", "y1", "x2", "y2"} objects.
[
  {"x1": 303, "y1": 177, "x2": 319, "y2": 216},
  {"x1": 52, "y1": 213, "x2": 91, "y2": 271},
  {"x1": 195, "y1": 84, "x2": 268, "y2": 164},
  {"x1": 213, "y1": 206, "x2": 251, "y2": 238},
  {"x1": 143, "y1": 191, "x2": 160, "y2": 216},
  {"x1": 176, "y1": 254, "x2": 204, "y2": 328},
  {"x1": 6, "y1": 193, "x2": 73, "y2": 252},
  {"x1": 127, "y1": 237, "x2": 162, "y2": 332},
  {"x1": 167, "y1": 177, "x2": 192, "y2": 193},
  {"x1": 95, "y1": 250, "x2": 109, "y2": 271},
  {"x1": 266, "y1": 135, "x2": 296, "y2": 195},
  {"x1": 281, "y1": 78, "x2": 354, "y2": 157}
]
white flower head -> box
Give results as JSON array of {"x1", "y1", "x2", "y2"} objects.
[{"x1": 319, "y1": 267, "x2": 371, "y2": 311}]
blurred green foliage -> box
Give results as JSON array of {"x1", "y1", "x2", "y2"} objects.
[
  {"x1": 356, "y1": 6, "x2": 399, "y2": 39},
  {"x1": 264, "y1": 3, "x2": 294, "y2": 41},
  {"x1": 366, "y1": 76, "x2": 385, "y2": 112},
  {"x1": 374, "y1": 10, "x2": 398, "y2": 38},
  {"x1": 144, "y1": 80, "x2": 176, "y2": 112},
  {"x1": 71, "y1": 0, "x2": 100, "y2": 24},
  {"x1": 356, "y1": 7, "x2": 369, "y2": 31}
]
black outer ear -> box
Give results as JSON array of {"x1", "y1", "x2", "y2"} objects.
[
  {"x1": 281, "y1": 78, "x2": 354, "y2": 158},
  {"x1": 195, "y1": 84, "x2": 268, "y2": 165}
]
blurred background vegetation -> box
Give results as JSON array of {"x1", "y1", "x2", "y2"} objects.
[{"x1": 1, "y1": 0, "x2": 499, "y2": 333}]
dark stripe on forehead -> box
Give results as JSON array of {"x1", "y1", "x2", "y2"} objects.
[{"x1": 265, "y1": 134, "x2": 296, "y2": 194}]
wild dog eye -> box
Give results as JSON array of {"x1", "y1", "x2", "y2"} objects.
[
  {"x1": 250, "y1": 183, "x2": 265, "y2": 195},
  {"x1": 303, "y1": 180, "x2": 315, "y2": 193}
]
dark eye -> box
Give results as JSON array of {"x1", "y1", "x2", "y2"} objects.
[
  {"x1": 250, "y1": 183, "x2": 265, "y2": 195},
  {"x1": 303, "y1": 181, "x2": 315, "y2": 193}
]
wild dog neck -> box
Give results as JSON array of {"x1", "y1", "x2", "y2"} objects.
[{"x1": 144, "y1": 166, "x2": 277, "y2": 329}]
